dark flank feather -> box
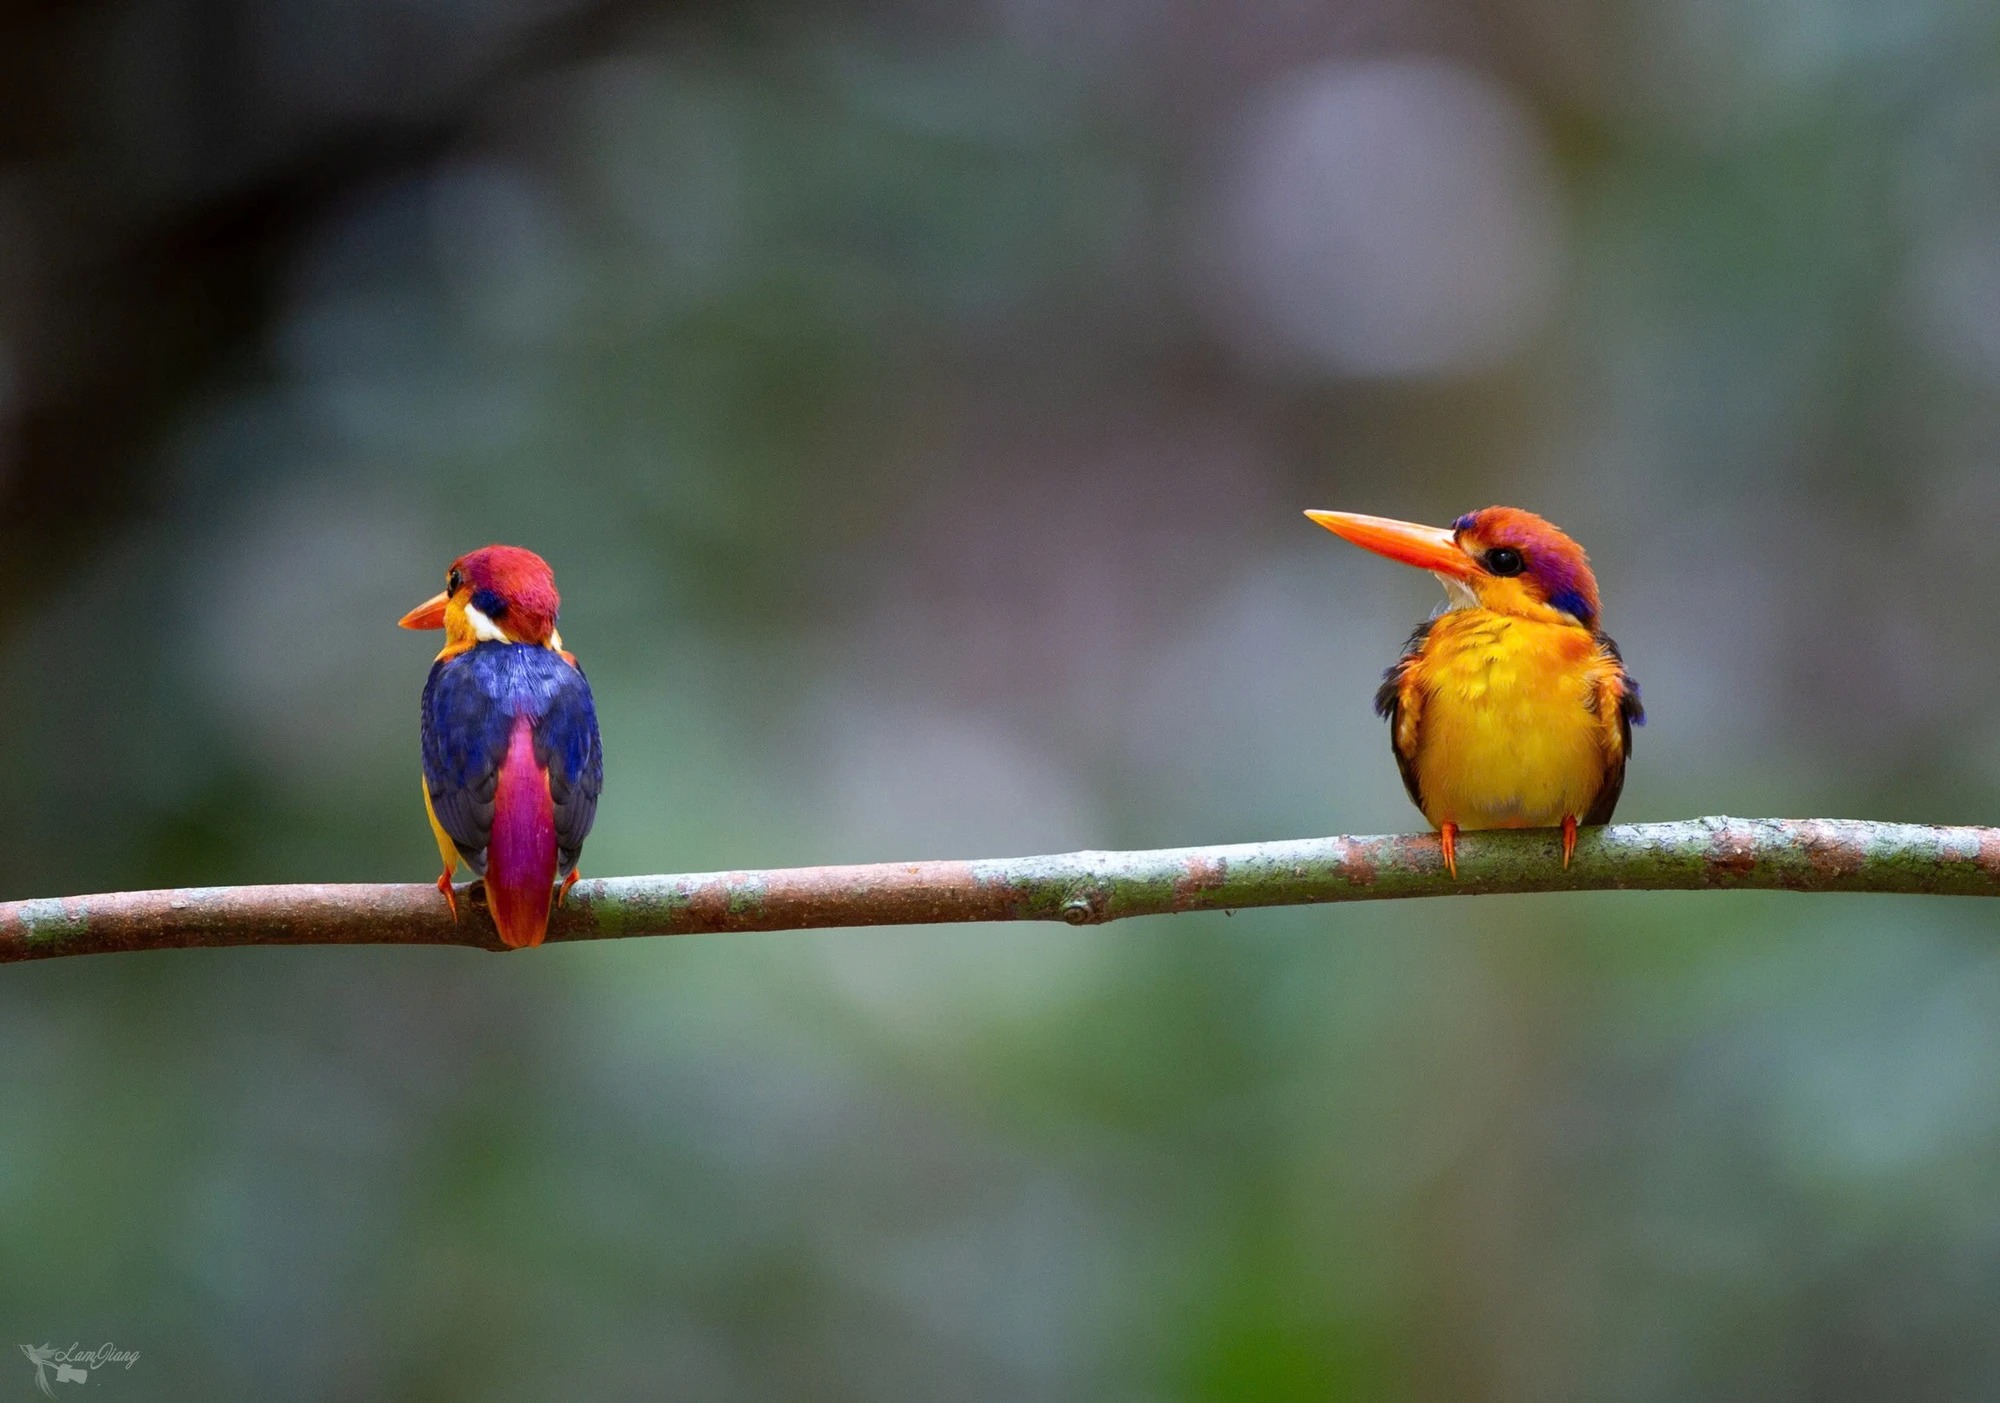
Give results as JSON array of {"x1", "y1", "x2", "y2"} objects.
[
  {"x1": 1374, "y1": 616, "x2": 1436, "y2": 813},
  {"x1": 421, "y1": 642, "x2": 603, "y2": 878},
  {"x1": 1582, "y1": 631, "x2": 1643, "y2": 826}
]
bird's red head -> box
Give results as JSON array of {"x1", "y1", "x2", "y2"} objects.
[
  {"x1": 399, "y1": 545, "x2": 565, "y2": 655},
  {"x1": 1305, "y1": 505, "x2": 1603, "y2": 628}
]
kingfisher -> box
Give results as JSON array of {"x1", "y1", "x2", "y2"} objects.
[
  {"x1": 1306, "y1": 506, "x2": 1642, "y2": 876},
  {"x1": 399, "y1": 545, "x2": 603, "y2": 948}
]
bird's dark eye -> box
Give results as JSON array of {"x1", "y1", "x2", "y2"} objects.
[
  {"x1": 1485, "y1": 547, "x2": 1525, "y2": 576},
  {"x1": 447, "y1": 568, "x2": 463, "y2": 594}
]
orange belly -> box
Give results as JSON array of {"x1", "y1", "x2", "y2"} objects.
[{"x1": 1405, "y1": 611, "x2": 1618, "y2": 830}]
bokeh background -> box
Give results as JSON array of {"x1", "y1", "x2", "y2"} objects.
[{"x1": 2, "y1": 0, "x2": 1999, "y2": 1397}]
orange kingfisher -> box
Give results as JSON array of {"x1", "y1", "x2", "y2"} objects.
[
  {"x1": 1306, "y1": 506, "x2": 1642, "y2": 876},
  {"x1": 399, "y1": 545, "x2": 603, "y2": 948}
]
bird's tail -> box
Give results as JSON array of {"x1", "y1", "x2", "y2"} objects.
[{"x1": 487, "y1": 713, "x2": 558, "y2": 949}]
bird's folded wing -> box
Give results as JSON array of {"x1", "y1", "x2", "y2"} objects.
[{"x1": 534, "y1": 662, "x2": 603, "y2": 877}]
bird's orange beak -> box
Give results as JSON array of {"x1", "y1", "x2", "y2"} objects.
[
  {"x1": 1304, "y1": 510, "x2": 1477, "y2": 579},
  {"x1": 399, "y1": 592, "x2": 450, "y2": 630}
]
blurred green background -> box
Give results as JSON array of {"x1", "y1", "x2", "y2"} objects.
[{"x1": 3, "y1": 0, "x2": 2000, "y2": 1397}]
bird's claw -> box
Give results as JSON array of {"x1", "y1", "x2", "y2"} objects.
[
  {"x1": 1439, "y1": 822, "x2": 1459, "y2": 879},
  {"x1": 436, "y1": 870, "x2": 460, "y2": 922},
  {"x1": 1561, "y1": 815, "x2": 1578, "y2": 869}
]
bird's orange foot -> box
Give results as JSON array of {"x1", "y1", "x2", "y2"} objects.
[
  {"x1": 558, "y1": 869, "x2": 580, "y2": 904},
  {"x1": 436, "y1": 870, "x2": 460, "y2": 922},
  {"x1": 1439, "y1": 822, "x2": 1459, "y2": 878},
  {"x1": 1561, "y1": 815, "x2": 1578, "y2": 869}
]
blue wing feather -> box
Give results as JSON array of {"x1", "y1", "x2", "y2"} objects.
[
  {"x1": 535, "y1": 660, "x2": 603, "y2": 877},
  {"x1": 421, "y1": 643, "x2": 603, "y2": 877}
]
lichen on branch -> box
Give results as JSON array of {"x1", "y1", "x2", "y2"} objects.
[{"x1": 3, "y1": 817, "x2": 1997, "y2": 964}]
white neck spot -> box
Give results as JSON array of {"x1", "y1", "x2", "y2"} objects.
[{"x1": 463, "y1": 603, "x2": 511, "y2": 643}]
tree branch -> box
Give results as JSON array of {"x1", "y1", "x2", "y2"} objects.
[{"x1": 3, "y1": 817, "x2": 1996, "y2": 963}]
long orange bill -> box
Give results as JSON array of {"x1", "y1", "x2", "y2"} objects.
[
  {"x1": 1304, "y1": 510, "x2": 1477, "y2": 579},
  {"x1": 399, "y1": 592, "x2": 450, "y2": 630}
]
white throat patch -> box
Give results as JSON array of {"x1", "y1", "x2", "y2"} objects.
[{"x1": 1434, "y1": 573, "x2": 1481, "y2": 611}]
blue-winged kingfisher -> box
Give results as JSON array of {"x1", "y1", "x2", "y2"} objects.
[
  {"x1": 399, "y1": 545, "x2": 604, "y2": 948},
  {"x1": 1306, "y1": 506, "x2": 1643, "y2": 876}
]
